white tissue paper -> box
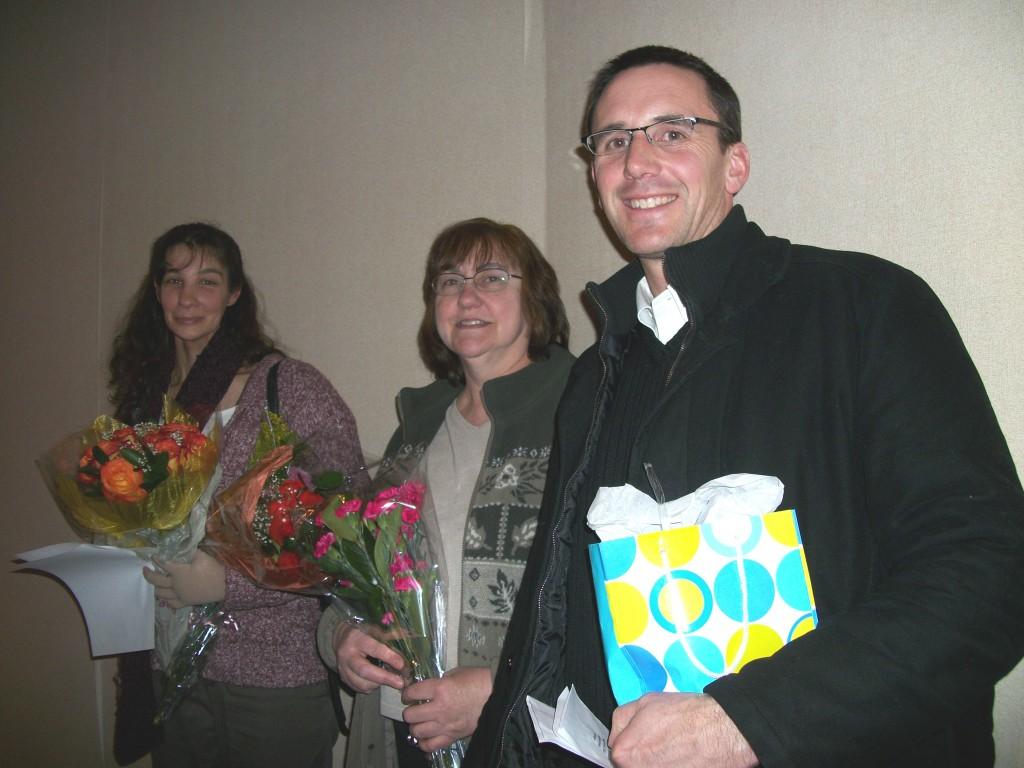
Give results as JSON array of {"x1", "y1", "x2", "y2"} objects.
[{"x1": 586, "y1": 472, "x2": 784, "y2": 541}]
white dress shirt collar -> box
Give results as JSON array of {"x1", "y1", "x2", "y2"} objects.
[{"x1": 636, "y1": 276, "x2": 688, "y2": 344}]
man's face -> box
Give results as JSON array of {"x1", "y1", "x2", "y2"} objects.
[{"x1": 590, "y1": 64, "x2": 749, "y2": 262}]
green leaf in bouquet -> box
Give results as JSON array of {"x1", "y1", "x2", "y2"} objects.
[
  {"x1": 338, "y1": 537, "x2": 381, "y2": 592},
  {"x1": 314, "y1": 470, "x2": 349, "y2": 493},
  {"x1": 398, "y1": 582, "x2": 430, "y2": 639},
  {"x1": 321, "y1": 501, "x2": 361, "y2": 543},
  {"x1": 250, "y1": 410, "x2": 299, "y2": 466},
  {"x1": 313, "y1": 545, "x2": 349, "y2": 575},
  {"x1": 373, "y1": 528, "x2": 394, "y2": 584},
  {"x1": 91, "y1": 445, "x2": 111, "y2": 465},
  {"x1": 141, "y1": 451, "x2": 170, "y2": 490},
  {"x1": 118, "y1": 446, "x2": 147, "y2": 468},
  {"x1": 376, "y1": 506, "x2": 400, "y2": 540}
]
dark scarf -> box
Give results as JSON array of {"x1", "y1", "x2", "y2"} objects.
[
  {"x1": 134, "y1": 326, "x2": 247, "y2": 427},
  {"x1": 113, "y1": 326, "x2": 247, "y2": 764}
]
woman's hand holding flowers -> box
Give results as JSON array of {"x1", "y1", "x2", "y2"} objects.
[
  {"x1": 333, "y1": 622, "x2": 406, "y2": 694},
  {"x1": 403, "y1": 666, "x2": 493, "y2": 752},
  {"x1": 143, "y1": 551, "x2": 226, "y2": 608}
]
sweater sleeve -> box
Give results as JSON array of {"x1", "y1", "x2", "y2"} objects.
[{"x1": 706, "y1": 266, "x2": 1024, "y2": 766}]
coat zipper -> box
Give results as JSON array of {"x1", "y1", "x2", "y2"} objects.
[{"x1": 496, "y1": 289, "x2": 611, "y2": 764}]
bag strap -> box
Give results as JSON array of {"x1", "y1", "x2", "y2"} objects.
[{"x1": 266, "y1": 361, "x2": 282, "y2": 414}]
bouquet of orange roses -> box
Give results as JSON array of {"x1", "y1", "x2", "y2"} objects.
[
  {"x1": 36, "y1": 400, "x2": 222, "y2": 668},
  {"x1": 38, "y1": 400, "x2": 219, "y2": 544}
]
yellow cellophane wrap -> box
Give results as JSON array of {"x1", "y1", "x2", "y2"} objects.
[
  {"x1": 206, "y1": 443, "x2": 332, "y2": 591},
  {"x1": 37, "y1": 399, "x2": 221, "y2": 542}
]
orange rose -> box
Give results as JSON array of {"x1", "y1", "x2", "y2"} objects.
[
  {"x1": 99, "y1": 456, "x2": 147, "y2": 503},
  {"x1": 149, "y1": 437, "x2": 182, "y2": 470},
  {"x1": 181, "y1": 429, "x2": 208, "y2": 456},
  {"x1": 96, "y1": 438, "x2": 122, "y2": 458}
]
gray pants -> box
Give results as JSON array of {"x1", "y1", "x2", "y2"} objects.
[{"x1": 152, "y1": 675, "x2": 338, "y2": 768}]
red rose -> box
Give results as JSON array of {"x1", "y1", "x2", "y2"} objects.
[
  {"x1": 269, "y1": 499, "x2": 295, "y2": 517},
  {"x1": 278, "y1": 479, "x2": 304, "y2": 499},
  {"x1": 276, "y1": 551, "x2": 300, "y2": 570},
  {"x1": 269, "y1": 515, "x2": 295, "y2": 545},
  {"x1": 299, "y1": 491, "x2": 324, "y2": 509}
]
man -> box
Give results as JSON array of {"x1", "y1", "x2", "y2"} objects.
[{"x1": 467, "y1": 46, "x2": 1024, "y2": 768}]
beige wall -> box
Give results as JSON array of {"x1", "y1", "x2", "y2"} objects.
[{"x1": 2, "y1": 1, "x2": 1020, "y2": 766}]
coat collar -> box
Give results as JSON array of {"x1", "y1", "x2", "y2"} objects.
[
  {"x1": 587, "y1": 205, "x2": 789, "y2": 350},
  {"x1": 395, "y1": 345, "x2": 575, "y2": 439}
]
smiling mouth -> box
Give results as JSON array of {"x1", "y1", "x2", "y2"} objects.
[
  {"x1": 625, "y1": 195, "x2": 677, "y2": 210},
  {"x1": 456, "y1": 320, "x2": 488, "y2": 327}
]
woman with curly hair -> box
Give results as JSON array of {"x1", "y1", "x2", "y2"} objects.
[{"x1": 111, "y1": 222, "x2": 362, "y2": 768}]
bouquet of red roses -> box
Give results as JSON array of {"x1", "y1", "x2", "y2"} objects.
[{"x1": 204, "y1": 423, "x2": 462, "y2": 767}]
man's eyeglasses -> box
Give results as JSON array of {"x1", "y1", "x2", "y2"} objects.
[
  {"x1": 432, "y1": 266, "x2": 522, "y2": 296},
  {"x1": 581, "y1": 116, "x2": 724, "y2": 157}
]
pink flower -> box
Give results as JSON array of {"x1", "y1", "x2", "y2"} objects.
[
  {"x1": 400, "y1": 505, "x2": 420, "y2": 524},
  {"x1": 398, "y1": 481, "x2": 425, "y2": 507},
  {"x1": 389, "y1": 552, "x2": 414, "y2": 576},
  {"x1": 380, "y1": 611, "x2": 395, "y2": 626},
  {"x1": 393, "y1": 575, "x2": 419, "y2": 592},
  {"x1": 400, "y1": 523, "x2": 415, "y2": 540},
  {"x1": 314, "y1": 531, "x2": 336, "y2": 558},
  {"x1": 334, "y1": 498, "x2": 362, "y2": 517},
  {"x1": 374, "y1": 485, "x2": 402, "y2": 502},
  {"x1": 338, "y1": 579, "x2": 353, "y2": 589},
  {"x1": 363, "y1": 500, "x2": 384, "y2": 520}
]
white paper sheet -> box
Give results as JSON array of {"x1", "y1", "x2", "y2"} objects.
[
  {"x1": 527, "y1": 685, "x2": 612, "y2": 767},
  {"x1": 15, "y1": 542, "x2": 154, "y2": 657}
]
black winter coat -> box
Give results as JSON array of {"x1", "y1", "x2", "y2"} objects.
[{"x1": 468, "y1": 206, "x2": 1024, "y2": 768}]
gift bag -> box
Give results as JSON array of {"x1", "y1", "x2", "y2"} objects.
[{"x1": 589, "y1": 508, "x2": 817, "y2": 705}]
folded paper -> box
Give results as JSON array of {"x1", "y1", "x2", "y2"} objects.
[
  {"x1": 15, "y1": 543, "x2": 155, "y2": 656},
  {"x1": 527, "y1": 685, "x2": 611, "y2": 768}
]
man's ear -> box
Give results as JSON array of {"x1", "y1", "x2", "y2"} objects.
[
  {"x1": 590, "y1": 162, "x2": 602, "y2": 209},
  {"x1": 724, "y1": 141, "x2": 750, "y2": 196}
]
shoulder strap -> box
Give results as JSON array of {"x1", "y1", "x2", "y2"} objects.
[{"x1": 266, "y1": 361, "x2": 282, "y2": 414}]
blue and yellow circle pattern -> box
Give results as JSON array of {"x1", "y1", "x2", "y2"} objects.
[{"x1": 591, "y1": 509, "x2": 817, "y2": 704}]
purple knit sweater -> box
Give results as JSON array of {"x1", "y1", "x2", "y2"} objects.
[{"x1": 201, "y1": 354, "x2": 363, "y2": 688}]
